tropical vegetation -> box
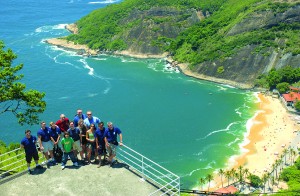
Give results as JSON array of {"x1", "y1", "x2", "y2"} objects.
[
  {"x1": 0, "y1": 41, "x2": 46, "y2": 125},
  {"x1": 198, "y1": 147, "x2": 299, "y2": 194},
  {"x1": 67, "y1": 0, "x2": 300, "y2": 70}
]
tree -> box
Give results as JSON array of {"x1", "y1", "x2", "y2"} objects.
[
  {"x1": 238, "y1": 165, "x2": 244, "y2": 183},
  {"x1": 283, "y1": 148, "x2": 288, "y2": 165},
  {"x1": 276, "y1": 82, "x2": 290, "y2": 94},
  {"x1": 248, "y1": 174, "x2": 262, "y2": 188},
  {"x1": 0, "y1": 41, "x2": 46, "y2": 125},
  {"x1": 294, "y1": 101, "x2": 300, "y2": 111},
  {"x1": 199, "y1": 177, "x2": 206, "y2": 191},
  {"x1": 262, "y1": 173, "x2": 268, "y2": 193},
  {"x1": 225, "y1": 170, "x2": 231, "y2": 186},
  {"x1": 218, "y1": 168, "x2": 225, "y2": 188},
  {"x1": 267, "y1": 68, "x2": 282, "y2": 89},
  {"x1": 205, "y1": 173, "x2": 213, "y2": 192}
]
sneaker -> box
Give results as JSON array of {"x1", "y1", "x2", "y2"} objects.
[
  {"x1": 61, "y1": 165, "x2": 65, "y2": 170},
  {"x1": 27, "y1": 169, "x2": 32, "y2": 175},
  {"x1": 97, "y1": 162, "x2": 101, "y2": 168},
  {"x1": 73, "y1": 162, "x2": 79, "y2": 167},
  {"x1": 36, "y1": 165, "x2": 43, "y2": 169}
]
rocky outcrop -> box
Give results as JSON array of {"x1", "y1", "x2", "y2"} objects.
[
  {"x1": 117, "y1": 7, "x2": 204, "y2": 55},
  {"x1": 188, "y1": 5, "x2": 300, "y2": 88},
  {"x1": 45, "y1": 38, "x2": 98, "y2": 56},
  {"x1": 193, "y1": 45, "x2": 300, "y2": 88},
  {"x1": 227, "y1": 5, "x2": 300, "y2": 36}
]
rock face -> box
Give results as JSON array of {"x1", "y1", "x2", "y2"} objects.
[
  {"x1": 117, "y1": 7, "x2": 203, "y2": 55},
  {"x1": 227, "y1": 5, "x2": 300, "y2": 36},
  {"x1": 193, "y1": 5, "x2": 300, "y2": 88},
  {"x1": 196, "y1": 46, "x2": 300, "y2": 87}
]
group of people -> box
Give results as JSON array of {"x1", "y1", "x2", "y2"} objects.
[{"x1": 20, "y1": 109, "x2": 123, "y2": 174}]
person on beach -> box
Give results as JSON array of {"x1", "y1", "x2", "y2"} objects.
[
  {"x1": 77, "y1": 119, "x2": 88, "y2": 163},
  {"x1": 61, "y1": 132, "x2": 79, "y2": 170},
  {"x1": 84, "y1": 110, "x2": 100, "y2": 129},
  {"x1": 95, "y1": 122, "x2": 107, "y2": 167},
  {"x1": 56, "y1": 114, "x2": 70, "y2": 134},
  {"x1": 104, "y1": 122, "x2": 123, "y2": 167},
  {"x1": 86, "y1": 123, "x2": 97, "y2": 164},
  {"x1": 67, "y1": 121, "x2": 84, "y2": 162},
  {"x1": 74, "y1": 109, "x2": 87, "y2": 127},
  {"x1": 21, "y1": 130, "x2": 43, "y2": 174},
  {"x1": 37, "y1": 121, "x2": 55, "y2": 167}
]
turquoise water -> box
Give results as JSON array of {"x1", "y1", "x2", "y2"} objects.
[{"x1": 0, "y1": 0, "x2": 256, "y2": 188}]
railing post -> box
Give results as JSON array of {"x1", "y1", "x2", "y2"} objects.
[{"x1": 141, "y1": 156, "x2": 145, "y2": 181}]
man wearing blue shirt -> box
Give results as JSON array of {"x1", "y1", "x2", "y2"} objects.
[
  {"x1": 49, "y1": 122, "x2": 62, "y2": 148},
  {"x1": 74, "y1": 109, "x2": 87, "y2": 127},
  {"x1": 104, "y1": 122, "x2": 123, "y2": 167},
  {"x1": 95, "y1": 122, "x2": 106, "y2": 168},
  {"x1": 84, "y1": 110, "x2": 100, "y2": 128},
  {"x1": 37, "y1": 121, "x2": 55, "y2": 166},
  {"x1": 21, "y1": 130, "x2": 43, "y2": 174}
]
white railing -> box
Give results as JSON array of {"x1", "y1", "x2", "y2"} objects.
[
  {"x1": 117, "y1": 144, "x2": 180, "y2": 196},
  {"x1": 0, "y1": 147, "x2": 45, "y2": 179},
  {"x1": 0, "y1": 148, "x2": 25, "y2": 178},
  {"x1": 1, "y1": 144, "x2": 181, "y2": 195}
]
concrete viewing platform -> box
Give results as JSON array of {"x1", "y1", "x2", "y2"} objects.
[{"x1": 0, "y1": 161, "x2": 160, "y2": 196}]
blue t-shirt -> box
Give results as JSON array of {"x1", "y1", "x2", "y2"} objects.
[
  {"x1": 37, "y1": 127, "x2": 51, "y2": 142},
  {"x1": 104, "y1": 127, "x2": 122, "y2": 143},
  {"x1": 95, "y1": 128, "x2": 106, "y2": 144},
  {"x1": 21, "y1": 136, "x2": 37, "y2": 154},
  {"x1": 49, "y1": 126, "x2": 61, "y2": 141},
  {"x1": 74, "y1": 114, "x2": 87, "y2": 127},
  {"x1": 67, "y1": 127, "x2": 80, "y2": 141},
  {"x1": 84, "y1": 116, "x2": 100, "y2": 128}
]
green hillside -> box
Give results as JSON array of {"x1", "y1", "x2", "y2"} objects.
[{"x1": 66, "y1": 0, "x2": 300, "y2": 87}]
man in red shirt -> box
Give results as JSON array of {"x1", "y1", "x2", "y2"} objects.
[{"x1": 56, "y1": 114, "x2": 70, "y2": 134}]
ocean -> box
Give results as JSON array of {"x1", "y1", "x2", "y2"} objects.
[{"x1": 0, "y1": 0, "x2": 257, "y2": 188}]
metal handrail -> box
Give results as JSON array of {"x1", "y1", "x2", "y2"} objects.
[
  {"x1": 0, "y1": 147, "x2": 45, "y2": 178},
  {"x1": 0, "y1": 143, "x2": 180, "y2": 195},
  {"x1": 0, "y1": 148, "x2": 21, "y2": 158},
  {"x1": 117, "y1": 144, "x2": 180, "y2": 196}
]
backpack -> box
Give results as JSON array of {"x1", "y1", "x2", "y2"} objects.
[{"x1": 53, "y1": 146, "x2": 63, "y2": 163}]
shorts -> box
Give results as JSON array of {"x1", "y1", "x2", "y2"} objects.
[
  {"x1": 86, "y1": 142, "x2": 96, "y2": 150},
  {"x1": 26, "y1": 150, "x2": 39, "y2": 163},
  {"x1": 42, "y1": 141, "x2": 54, "y2": 153},
  {"x1": 97, "y1": 142, "x2": 106, "y2": 155},
  {"x1": 107, "y1": 143, "x2": 117, "y2": 156},
  {"x1": 73, "y1": 140, "x2": 82, "y2": 152},
  {"x1": 81, "y1": 136, "x2": 87, "y2": 145}
]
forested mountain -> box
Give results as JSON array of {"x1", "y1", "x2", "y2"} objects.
[{"x1": 66, "y1": 0, "x2": 300, "y2": 88}]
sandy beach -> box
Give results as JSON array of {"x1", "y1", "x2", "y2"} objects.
[
  {"x1": 209, "y1": 92, "x2": 300, "y2": 191},
  {"x1": 236, "y1": 93, "x2": 299, "y2": 175}
]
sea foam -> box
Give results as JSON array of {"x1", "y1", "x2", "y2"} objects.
[{"x1": 88, "y1": 0, "x2": 118, "y2": 4}]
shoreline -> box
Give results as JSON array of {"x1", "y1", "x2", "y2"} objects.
[
  {"x1": 46, "y1": 24, "x2": 255, "y2": 89},
  {"x1": 208, "y1": 92, "x2": 300, "y2": 191}
]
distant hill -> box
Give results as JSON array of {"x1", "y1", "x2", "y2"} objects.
[{"x1": 66, "y1": 0, "x2": 300, "y2": 88}]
